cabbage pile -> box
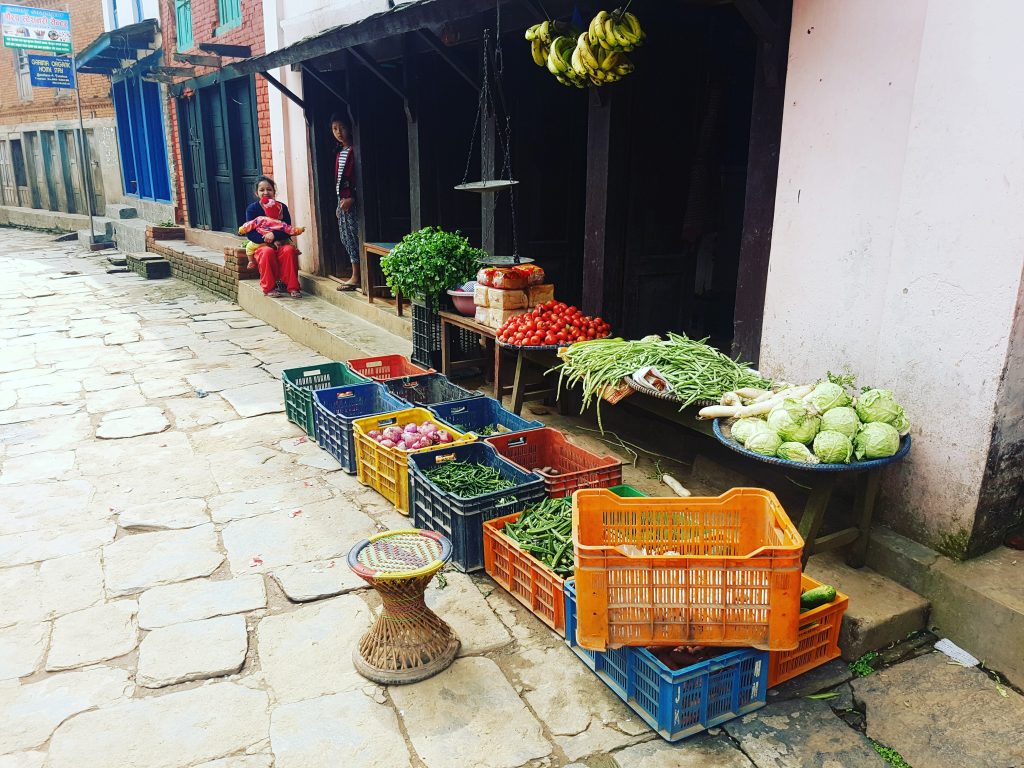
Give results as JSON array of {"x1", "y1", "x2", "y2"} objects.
[{"x1": 729, "y1": 379, "x2": 908, "y2": 464}]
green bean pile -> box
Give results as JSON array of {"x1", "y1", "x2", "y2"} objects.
[
  {"x1": 504, "y1": 498, "x2": 574, "y2": 578},
  {"x1": 424, "y1": 461, "x2": 516, "y2": 496},
  {"x1": 557, "y1": 333, "x2": 770, "y2": 427}
]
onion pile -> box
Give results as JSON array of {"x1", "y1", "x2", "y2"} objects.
[{"x1": 366, "y1": 421, "x2": 454, "y2": 452}]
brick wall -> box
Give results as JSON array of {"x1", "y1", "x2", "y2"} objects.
[
  {"x1": 147, "y1": 233, "x2": 258, "y2": 300},
  {"x1": 0, "y1": 0, "x2": 114, "y2": 126},
  {"x1": 161, "y1": 0, "x2": 272, "y2": 227}
]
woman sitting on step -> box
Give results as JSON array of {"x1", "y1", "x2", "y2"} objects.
[{"x1": 243, "y1": 176, "x2": 302, "y2": 299}]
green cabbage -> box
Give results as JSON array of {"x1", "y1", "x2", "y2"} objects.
[
  {"x1": 855, "y1": 389, "x2": 906, "y2": 427},
  {"x1": 819, "y1": 407, "x2": 860, "y2": 440},
  {"x1": 813, "y1": 430, "x2": 853, "y2": 463},
  {"x1": 745, "y1": 429, "x2": 782, "y2": 457},
  {"x1": 805, "y1": 382, "x2": 851, "y2": 414},
  {"x1": 891, "y1": 410, "x2": 911, "y2": 436},
  {"x1": 777, "y1": 442, "x2": 820, "y2": 464},
  {"x1": 732, "y1": 417, "x2": 772, "y2": 446},
  {"x1": 854, "y1": 422, "x2": 901, "y2": 460},
  {"x1": 767, "y1": 399, "x2": 821, "y2": 444}
]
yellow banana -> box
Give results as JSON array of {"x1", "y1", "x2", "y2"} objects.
[
  {"x1": 612, "y1": 20, "x2": 631, "y2": 48},
  {"x1": 571, "y1": 44, "x2": 585, "y2": 77},
  {"x1": 579, "y1": 34, "x2": 600, "y2": 71},
  {"x1": 591, "y1": 11, "x2": 609, "y2": 44},
  {"x1": 546, "y1": 44, "x2": 562, "y2": 74},
  {"x1": 540, "y1": 20, "x2": 550, "y2": 42},
  {"x1": 525, "y1": 25, "x2": 535, "y2": 41},
  {"x1": 623, "y1": 12, "x2": 644, "y2": 44},
  {"x1": 603, "y1": 19, "x2": 618, "y2": 49},
  {"x1": 531, "y1": 38, "x2": 546, "y2": 66},
  {"x1": 601, "y1": 50, "x2": 620, "y2": 71}
]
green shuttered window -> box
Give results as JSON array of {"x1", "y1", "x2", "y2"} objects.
[
  {"x1": 216, "y1": 0, "x2": 242, "y2": 33},
  {"x1": 175, "y1": 0, "x2": 193, "y2": 52}
]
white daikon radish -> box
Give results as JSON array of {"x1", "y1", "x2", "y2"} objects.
[
  {"x1": 662, "y1": 475, "x2": 692, "y2": 497},
  {"x1": 735, "y1": 387, "x2": 769, "y2": 400},
  {"x1": 720, "y1": 392, "x2": 742, "y2": 407},
  {"x1": 698, "y1": 404, "x2": 739, "y2": 420}
]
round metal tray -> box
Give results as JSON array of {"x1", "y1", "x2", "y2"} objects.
[
  {"x1": 711, "y1": 419, "x2": 912, "y2": 472},
  {"x1": 625, "y1": 378, "x2": 717, "y2": 408}
]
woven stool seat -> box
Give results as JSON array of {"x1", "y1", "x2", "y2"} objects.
[{"x1": 348, "y1": 529, "x2": 460, "y2": 684}]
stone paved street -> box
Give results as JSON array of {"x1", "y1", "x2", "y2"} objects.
[{"x1": 2, "y1": 232, "x2": 1023, "y2": 768}]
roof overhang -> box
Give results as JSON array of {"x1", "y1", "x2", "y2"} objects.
[
  {"x1": 169, "y1": 0, "x2": 502, "y2": 96},
  {"x1": 76, "y1": 18, "x2": 159, "y2": 75}
]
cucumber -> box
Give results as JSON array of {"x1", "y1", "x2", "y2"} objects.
[{"x1": 800, "y1": 585, "x2": 837, "y2": 612}]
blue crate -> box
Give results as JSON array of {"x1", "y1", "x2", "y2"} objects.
[
  {"x1": 384, "y1": 373, "x2": 483, "y2": 408},
  {"x1": 564, "y1": 580, "x2": 768, "y2": 742},
  {"x1": 409, "y1": 442, "x2": 545, "y2": 572},
  {"x1": 313, "y1": 383, "x2": 407, "y2": 473},
  {"x1": 429, "y1": 396, "x2": 544, "y2": 438}
]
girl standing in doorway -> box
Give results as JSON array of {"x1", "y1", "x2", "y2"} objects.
[{"x1": 332, "y1": 114, "x2": 361, "y2": 290}]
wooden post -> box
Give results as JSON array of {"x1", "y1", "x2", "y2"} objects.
[
  {"x1": 349, "y1": 61, "x2": 370, "y2": 295},
  {"x1": 581, "y1": 89, "x2": 625, "y2": 323},
  {"x1": 481, "y1": 111, "x2": 496, "y2": 254},
  {"x1": 732, "y1": 4, "x2": 791, "y2": 366},
  {"x1": 404, "y1": 35, "x2": 423, "y2": 232}
]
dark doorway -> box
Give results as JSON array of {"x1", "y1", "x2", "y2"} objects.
[{"x1": 179, "y1": 75, "x2": 262, "y2": 232}]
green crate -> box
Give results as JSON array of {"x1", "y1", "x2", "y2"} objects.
[
  {"x1": 608, "y1": 484, "x2": 647, "y2": 497},
  {"x1": 282, "y1": 362, "x2": 369, "y2": 436}
]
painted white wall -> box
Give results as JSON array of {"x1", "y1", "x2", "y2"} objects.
[
  {"x1": 263, "y1": 0, "x2": 388, "y2": 273},
  {"x1": 763, "y1": 0, "x2": 1024, "y2": 549}
]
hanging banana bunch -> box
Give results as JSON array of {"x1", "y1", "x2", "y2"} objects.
[
  {"x1": 528, "y1": 8, "x2": 643, "y2": 88},
  {"x1": 589, "y1": 9, "x2": 645, "y2": 53}
]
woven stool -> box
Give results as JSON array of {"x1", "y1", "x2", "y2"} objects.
[{"x1": 348, "y1": 528, "x2": 460, "y2": 684}]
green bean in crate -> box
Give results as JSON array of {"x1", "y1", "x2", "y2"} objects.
[
  {"x1": 503, "y1": 498, "x2": 574, "y2": 578},
  {"x1": 282, "y1": 362, "x2": 369, "y2": 436},
  {"x1": 424, "y1": 461, "x2": 516, "y2": 495}
]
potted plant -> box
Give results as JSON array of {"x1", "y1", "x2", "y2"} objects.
[{"x1": 380, "y1": 226, "x2": 486, "y2": 308}]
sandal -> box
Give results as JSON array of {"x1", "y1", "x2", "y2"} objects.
[
  {"x1": 336, "y1": 283, "x2": 359, "y2": 292},
  {"x1": 264, "y1": 290, "x2": 282, "y2": 298},
  {"x1": 290, "y1": 291, "x2": 302, "y2": 299}
]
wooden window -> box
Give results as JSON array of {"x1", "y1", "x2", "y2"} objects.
[
  {"x1": 216, "y1": 0, "x2": 242, "y2": 33},
  {"x1": 14, "y1": 50, "x2": 32, "y2": 101},
  {"x1": 175, "y1": 0, "x2": 193, "y2": 52}
]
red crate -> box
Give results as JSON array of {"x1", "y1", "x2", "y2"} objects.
[
  {"x1": 768, "y1": 574, "x2": 849, "y2": 687},
  {"x1": 346, "y1": 355, "x2": 434, "y2": 381},
  {"x1": 485, "y1": 428, "x2": 622, "y2": 498},
  {"x1": 483, "y1": 512, "x2": 567, "y2": 635}
]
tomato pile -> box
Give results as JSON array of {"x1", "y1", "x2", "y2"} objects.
[{"x1": 497, "y1": 301, "x2": 611, "y2": 346}]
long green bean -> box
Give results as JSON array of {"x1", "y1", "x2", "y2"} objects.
[
  {"x1": 555, "y1": 333, "x2": 771, "y2": 429},
  {"x1": 424, "y1": 461, "x2": 515, "y2": 496},
  {"x1": 504, "y1": 498, "x2": 574, "y2": 578}
]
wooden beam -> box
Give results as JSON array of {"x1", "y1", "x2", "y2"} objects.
[
  {"x1": 152, "y1": 65, "x2": 194, "y2": 77},
  {"x1": 300, "y1": 63, "x2": 351, "y2": 110},
  {"x1": 404, "y1": 34, "x2": 423, "y2": 230},
  {"x1": 348, "y1": 46, "x2": 407, "y2": 102},
  {"x1": 416, "y1": 29, "x2": 479, "y2": 92},
  {"x1": 199, "y1": 42, "x2": 251, "y2": 58},
  {"x1": 732, "y1": 1, "x2": 790, "y2": 366},
  {"x1": 142, "y1": 73, "x2": 175, "y2": 84},
  {"x1": 259, "y1": 71, "x2": 306, "y2": 113},
  {"x1": 732, "y1": 0, "x2": 778, "y2": 43},
  {"x1": 175, "y1": 53, "x2": 221, "y2": 67}
]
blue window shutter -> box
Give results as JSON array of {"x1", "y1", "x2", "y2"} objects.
[
  {"x1": 175, "y1": 0, "x2": 193, "y2": 52},
  {"x1": 216, "y1": 0, "x2": 242, "y2": 32}
]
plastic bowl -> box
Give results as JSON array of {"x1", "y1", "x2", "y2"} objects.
[{"x1": 447, "y1": 282, "x2": 477, "y2": 317}]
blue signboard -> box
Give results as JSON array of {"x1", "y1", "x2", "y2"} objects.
[
  {"x1": 28, "y1": 54, "x2": 75, "y2": 88},
  {"x1": 1, "y1": 5, "x2": 72, "y2": 54}
]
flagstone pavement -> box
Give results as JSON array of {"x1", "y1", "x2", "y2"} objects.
[{"x1": 1, "y1": 231, "x2": 1022, "y2": 768}]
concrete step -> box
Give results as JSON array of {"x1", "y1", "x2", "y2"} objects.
[
  {"x1": 867, "y1": 525, "x2": 1024, "y2": 687},
  {"x1": 297, "y1": 272, "x2": 412, "y2": 340},
  {"x1": 184, "y1": 227, "x2": 241, "y2": 252},
  {"x1": 805, "y1": 551, "x2": 930, "y2": 661},
  {"x1": 153, "y1": 239, "x2": 224, "y2": 267},
  {"x1": 237, "y1": 280, "x2": 412, "y2": 361}
]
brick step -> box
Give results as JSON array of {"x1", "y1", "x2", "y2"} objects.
[{"x1": 126, "y1": 253, "x2": 171, "y2": 279}]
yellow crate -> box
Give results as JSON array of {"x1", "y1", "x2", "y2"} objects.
[{"x1": 353, "y1": 408, "x2": 475, "y2": 514}]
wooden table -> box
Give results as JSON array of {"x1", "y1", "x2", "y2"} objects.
[
  {"x1": 438, "y1": 312, "x2": 559, "y2": 412},
  {"x1": 617, "y1": 390, "x2": 888, "y2": 568},
  {"x1": 362, "y1": 242, "x2": 406, "y2": 316}
]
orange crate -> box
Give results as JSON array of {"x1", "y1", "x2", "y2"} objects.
[
  {"x1": 346, "y1": 355, "x2": 434, "y2": 381},
  {"x1": 573, "y1": 488, "x2": 804, "y2": 652},
  {"x1": 768, "y1": 574, "x2": 848, "y2": 687},
  {"x1": 486, "y1": 428, "x2": 622, "y2": 498},
  {"x1": 483, "y1": 512, "x2": 567, "y2": 636},
  {"x1": 353, "y1": 408, "x2": 474, "y2": 514}
]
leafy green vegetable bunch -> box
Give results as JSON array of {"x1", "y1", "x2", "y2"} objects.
[{"x1": 380, "y1": 226, "x2": 486, "y2": 302}]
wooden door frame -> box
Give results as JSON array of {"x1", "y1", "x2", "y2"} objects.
[{"x1": 178, "y1": 92, "x2": 212, "y2": 229}]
